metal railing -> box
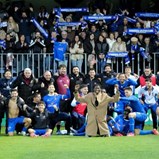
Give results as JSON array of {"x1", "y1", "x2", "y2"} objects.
[
  {"x1": 0, "y1": 52, "x2": 158, "y2": 77},
  {"x1": 0, "y1": 52, "x2": 88, "y2": 77}
]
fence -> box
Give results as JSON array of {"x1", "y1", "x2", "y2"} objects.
[{"x1": 0, "y1": 52, "x2": 158, "y2": 77}]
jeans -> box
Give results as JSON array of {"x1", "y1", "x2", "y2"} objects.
[
  {"x1": 45, "y1": 55, "x2": 53, "y2": 70},
  {"x1": 98, "y1": 59, "x2": 106, "y2": 73},
  {"x1": 71, "y1": 59, "x2": 83, "y2": 72}
]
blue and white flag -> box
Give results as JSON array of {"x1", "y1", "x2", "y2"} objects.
[
  {"x1": 126, "y1": 16, "x2": 137, "y2": 24},
  {"x1": 31, "y1": 18, "x2": 48, "y2": 39},
  {"x1": 135, "y1": 12, "x2": 159, "y2": 18},
  {"x1": 81, "y1": 21, "x2": 88, "y2": 30},
  {"x1": 125, "y1": 28, "x2": 155, "y2": 35},
  {"x1": 139, "y1": 47, "x2": 148, "y2": 59},
  {"x1": 54, "y1": 42, "x2": 67, "y2": 61},
  {"x1": 57, "y1": 22, "x2": 82, "y2": 26},
  {"x1": 154, "y1": 21, "x2": 159, "y2": 32},
  {"x1": 125, "y1": 55, "x2": 130, "y2": 64},
  {"x1": 0, "y1": 22, "x2": 7, "y2": 28},
  {"x1": 55, "y1": 10, "x2": 61, "y2": 19},
  {"x1": 54, "y1": 8, "x2": 89, "y2": 12},
  {"x1": 106, "y1": 52, "x2": 128, "y2": 58},
  {"x1": 83, "y1": 15, "x2": 117, "y2": 21},
  {"x1": 0, "y1": 40, "x2": 6, "y2": 49},
  {"x1": 106, "y1": 52, "x2": 130, "y2": 64}
]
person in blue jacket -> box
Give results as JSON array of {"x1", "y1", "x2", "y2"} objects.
[
  {"x1": 120, "y1": 87, "x2": 148, "y2": 135},
  {"x1": 113, "y1": 105, "x2": 159, "y2": 136},
  {"x1": 106, "y1": 73, "x2": 137, "y2": 114},
  {"x1": 43, "y1": 83, "x2": 71, "y2": 135}
]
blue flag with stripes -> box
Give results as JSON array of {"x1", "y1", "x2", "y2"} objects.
[
  {"x1": 31, "y1": 18, "x2": 49, "y2": 39},
  {"x1": 0, "y1": 40, "x2": 6, "y2": 49}
]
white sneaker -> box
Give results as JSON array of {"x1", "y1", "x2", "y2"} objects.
[
  {"x1": 21, "y1": 131, "x2": 26, "y2": 136},
  {"x1": 56, "y1": 130, "x2": 62, "y2": 135},
  {"x1": 60, "y1": 130, "x2": 68, "y2": 135}
]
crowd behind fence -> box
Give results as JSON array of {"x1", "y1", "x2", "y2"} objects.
[{"x1": 0, "y1": 52, "x2": 159, "y2": 77}]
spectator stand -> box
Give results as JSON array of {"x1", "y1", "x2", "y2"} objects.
[{"x1": 53, "y1": 7, "x2": 89, "y2": 74}]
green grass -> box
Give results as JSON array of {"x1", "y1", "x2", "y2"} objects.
[{"x1": 0, "y1": 128, "x2": 159, "y2": 159}]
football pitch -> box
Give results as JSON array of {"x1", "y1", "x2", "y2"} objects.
[{"x1": 0, "y1": 132, "x2": 159, "y2": 159}]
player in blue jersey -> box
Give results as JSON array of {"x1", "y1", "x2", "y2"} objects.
[
  {"x1": 112, "y1": 106, "x2": 135, "y2": 136},
  {"x1": 113, "y1": 105, "x2": 159, "y2": 136},
  {"x1": 120, "y1": 87, "x2": 148, "y2": 135},
  {"x1": 43, "y1": 84, "x2": 71, "y2": 134},
  {"x1": 106, "y1": 73, "x2": 137, "y2": 114},
  {"x1": 106, "y1": 73, "x2": 137, "y2": 97}
]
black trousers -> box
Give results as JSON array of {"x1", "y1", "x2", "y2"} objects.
[{"x1": 50, "y1": 112, "x2": 72, "y2": 133}]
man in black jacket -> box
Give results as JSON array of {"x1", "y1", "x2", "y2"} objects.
[
  {"x1": 32, "y1": 70, "x2": 54, "y2": 98},
  {"x1": 84, "y1": 68, "x2": 101, "y2": 92},
  {"x1": 69, "y1": 66, "x2": 85, "y2": 99},
  {"x1": 11, "y1": 68, "x2": 37, "y2": 103},
  {"x1": 28, "y1": 101, "x2": 52, "y2": 137}
]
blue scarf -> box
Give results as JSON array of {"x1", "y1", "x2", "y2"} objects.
[{"x1": 31, "y1": 18, "x2": 48, "y2": 39}]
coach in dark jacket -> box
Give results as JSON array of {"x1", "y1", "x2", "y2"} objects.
[{"x1": 11, "y1": 68, "x2": 37, "y2": 102}]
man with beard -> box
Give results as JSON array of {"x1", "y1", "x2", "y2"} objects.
[
  {"x1": 98, "y1": 64, "x2": 116, "y2": 97},
  {"x1": 74, "y1": 84, "x2": 120, "y2": 137},
  {"x1": 69, "y1": 66, "x2": 85, "y2": 99}
]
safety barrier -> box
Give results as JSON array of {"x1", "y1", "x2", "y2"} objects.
[{"x1": 0, "y1": 52, "x2": 158, "y2": 77}]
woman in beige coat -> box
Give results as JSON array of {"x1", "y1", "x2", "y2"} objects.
[{"x1": 74, "y1": 84, "x2": 120, "y2": 137}]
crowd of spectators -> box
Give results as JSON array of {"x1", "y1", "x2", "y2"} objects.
[
  {"x1": 0, "y1": 1, "x2": 159, "y2": 137},
  {"x1": 0, "y1": 1, "x2": 159, "y2": 77}
]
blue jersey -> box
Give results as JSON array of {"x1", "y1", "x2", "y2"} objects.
[
  {"x1": 43, "y1": 89, "x2": 70, "y2": 113},
  {"x1": 115, "y1": 114, "x2": 130, "y2": 134},
  {"x1": 106, "y1": 78, "x2": 137, "y2": 97},
  {"x1": 120, "y1": 95, "x2": 146, "y2": 113}
]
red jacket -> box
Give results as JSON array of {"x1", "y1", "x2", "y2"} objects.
[
  {"x1": 139, "y1": 74, "x2": 156, "y2": 86},
  {"x1": 73, "y1": 103, "x2": 87, "y2": 116}
]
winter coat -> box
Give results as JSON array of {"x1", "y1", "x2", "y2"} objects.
[
  {"x1": 74, "y1": 92, "x2": 120, "y2": 136},
  {"x1": 11, "y1": 73, "x2": 37, "y2": 102}
]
